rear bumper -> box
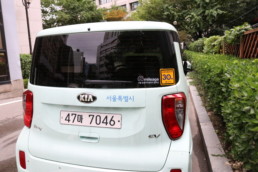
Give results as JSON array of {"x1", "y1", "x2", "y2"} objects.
[
  {"x1": 17, "y1": 151, "x2": 192, "y2": 172},
  {"x1": 16, "y1": 127, "x2": 192, "y2": 172}
]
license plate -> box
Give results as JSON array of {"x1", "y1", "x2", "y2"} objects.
[{"x1": 60, "y1": 111, "x2": 122, "y2": 129}]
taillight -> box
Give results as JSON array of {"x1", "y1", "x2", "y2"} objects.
[
  {"x1": 171, "y1": 169, "x2": 181, "y2": 172},
  {"x1": 162, "y1": 93, "x2": 186, "y2": 140},
  {"x1": 23, "y1": 90, "x2": 33, "y2": 128},
  {"x1": 19, "y1": 151, "x2": 26, "y2": 169}
]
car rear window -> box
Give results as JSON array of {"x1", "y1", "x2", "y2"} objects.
[{"x1": 30, "y1": 31, "x2": 179, "y2": 88}]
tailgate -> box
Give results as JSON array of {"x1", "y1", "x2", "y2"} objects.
[{"x1": 28, "y1": 85, "x2": 172, "y2": 171}]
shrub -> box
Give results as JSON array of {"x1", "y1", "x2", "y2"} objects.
[
  {"x1": 20, "y1": 54, "x2": 32, "y2": 79},
  {"x1": 188, "y1": 38, "x2": 206, "y2": 52},
  {"x1": 185, "y1": 50, "x2": 258, "y2": 170},
  {"x1": 203, "y1": 35, "x2": 223, "y2": 54},
  {"x1": 224, "y1": 23, "x2": 251, "y2": 45},
  {"x1": 103, "y1": 6, "x2": 127, "y2": 21},
  {"x1": 23, "y1": 79, "x2": 28, "y2": 89}
]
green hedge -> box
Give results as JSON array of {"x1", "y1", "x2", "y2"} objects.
[
  {"x1": 224, "y1": 23, "x2": 251, "y2": 45},
  {"x1": 188, "y1": 37, "x2": 206, "y2": 52},
  {"x1": 185, "y1": 50, "x2": 258, "y2": 170},
  {"x1": 189, "y1": 23, "x2": 252, "y2": 54},
  {"x1": 203, "y1": 35, "x2": 223, "y2": 54},
  {"x1": 20, "y1": 54, "x2": 32, "y2": 89},
  {"x1": 20, "y1": 54, "x2": 32, "y2": 79},
  {"x1": 23, "y1": 78, "x2": 29, "y2": 89}
]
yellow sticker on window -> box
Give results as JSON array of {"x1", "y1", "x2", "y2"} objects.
[{"x1": 160, "y1": 68, "x2": 175, "y2": 86}]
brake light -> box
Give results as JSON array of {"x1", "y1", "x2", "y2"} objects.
[
  {"x1": 170, "y1": 169, "x2": 181, "y2": 172},
  {"x1": 19, "y1": 151, "x2": 26, "y2": 169},
  {"x1": 162, "y1": 93, "x2": 186, "y2": 139},
  {"x1": 23, "y1": 90, "x2": 33, "y2": 128}
]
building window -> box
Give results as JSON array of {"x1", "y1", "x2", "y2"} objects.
[
  {"x1": 120, "y1": 5, "x2": 127, "y2": 10},
  {"x1": 130, "y1": 1, "x2": 139, "y2": 11},
  {"x1": 0, "y1": 2, "x2": 10, "y2": 83},
  {"x1": 99, "y1": 0, "x2": 112, "y2": 5}
]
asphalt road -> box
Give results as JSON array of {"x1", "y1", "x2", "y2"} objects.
[
  {"x1": 0, "y1": 96, "x2": 209, "y2": 172},
  {"x1": 0, "y1": 97, "x2": 23, "y2": 172}
]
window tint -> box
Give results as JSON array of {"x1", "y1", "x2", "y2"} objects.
[{"x1": 31, "y1": 31, "x2": 179, "y2": 88}]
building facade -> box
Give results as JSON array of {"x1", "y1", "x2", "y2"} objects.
[
  {"x1": 15, "y1": 0, "x2": 43, "y2": 54},
  {"x1": 0, "y1": 0, "x2": 42, "y2": 100},
  {"x1": 95, "y1": 0, "x2": 139, "y2": 12}
]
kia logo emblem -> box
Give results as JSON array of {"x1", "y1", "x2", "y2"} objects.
[{"x1": 77, "y1": 93, "x2": 97, "y2": 103}]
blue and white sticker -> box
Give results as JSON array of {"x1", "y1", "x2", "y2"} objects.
[{"x1": 106, "y1": 95, "x2": 135, "y2": 103}]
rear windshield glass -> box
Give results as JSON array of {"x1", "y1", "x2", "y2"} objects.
[{"x1": 30, "y1": 31, "x2": 179, "y2": 88}]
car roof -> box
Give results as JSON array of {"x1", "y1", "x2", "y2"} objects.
[{"x1": 37, "y1": 21, "x2": 177, "y2": 37}]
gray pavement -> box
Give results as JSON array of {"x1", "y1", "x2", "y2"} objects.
[
  {"x1": 189, "y1": 98, "x2": 210, "y2": 172},
  {"x1": 189, "y1": 80, "x2": 233, "y2": 172}
]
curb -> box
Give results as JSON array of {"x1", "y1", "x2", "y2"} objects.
[{"x1": 188, "y1": 81, "x2": 233, "y2": 172}]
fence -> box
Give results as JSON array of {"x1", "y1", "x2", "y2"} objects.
[
  {"x1": 222, "y1": 43, "x2": 239, "y2": 57},
  {"x1": 223, "y1": 28, "x2": 258, "y2": 58},
  {"x1": 239, "y1": 27, "x2": 258, "y2": 58}
]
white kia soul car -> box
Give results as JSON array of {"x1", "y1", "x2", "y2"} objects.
[{"x1": 16, "y1": 21, "x2": 192, "y2": 172}]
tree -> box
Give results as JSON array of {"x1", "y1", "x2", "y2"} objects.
[
  {"x1": 132, "y1": 0, "x2": 258, "y2": 39},
  {"x1": 103, "y1": 6, "x2": 128, "y2": 21},
  {"x1": 132, "y1": 0, "x2": 224, "y2": 38},
  {"x1": 219, "y1": 0, "x2": 258, "y2": 28},
  {"x1": 41, "y1": 0, "x2": 103, "y2": 29}
]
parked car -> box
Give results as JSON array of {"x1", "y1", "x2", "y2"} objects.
[{"x1": 16, "y1": 21, "x2": 192, "y2": 172}]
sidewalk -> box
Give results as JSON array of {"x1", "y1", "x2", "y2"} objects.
[{"x1": 188, "y1": 80, "x2": 233, "y2": 172}]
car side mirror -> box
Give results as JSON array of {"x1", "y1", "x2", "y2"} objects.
[{"x1": 183, "y1": 61, "x2": 192, "y2": 75}]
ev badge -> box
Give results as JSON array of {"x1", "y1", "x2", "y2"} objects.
[
  {"x1": 77, "y1": 93, "x2": 97, "y2": 103},
  {"x1": 149, "y1": 134, "x2": 161, "y2": 139}
]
